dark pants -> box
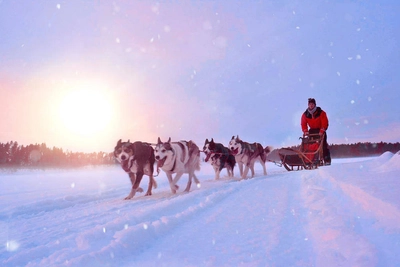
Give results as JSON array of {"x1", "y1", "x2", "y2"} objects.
[{"x1": 309, "y1": 128, "x2": 331, "y2": 163}]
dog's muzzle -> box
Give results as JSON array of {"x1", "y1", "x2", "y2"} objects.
[
  {"x1": 230, "y1": 147, "x2": 239, "y2": 155},
  {"x1": 155, "y1": 156, "x2": 166, "y2": 168}
]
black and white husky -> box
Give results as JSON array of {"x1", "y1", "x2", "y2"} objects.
[
  {"x1": 154, "y1": 137, "x2": 201, "y2": 194},
  {"x1": 228, "y1": 135, "x2": 272, "y2": 179},
  {"x1": 203, "y1": 138, "x2": 235, "y2": 179},
  {"x1": 114, "y1": 139, "x2": 157, "y2": 199}
]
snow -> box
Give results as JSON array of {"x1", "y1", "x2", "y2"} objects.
[{"x1": 1, "y1": 153, "x2": 400, "y2": 267}]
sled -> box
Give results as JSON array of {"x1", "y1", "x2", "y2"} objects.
[{"x1": 278, "y1": 133, "x2": 326, "y2": 171}]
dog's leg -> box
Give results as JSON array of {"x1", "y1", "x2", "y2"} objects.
[
  {"x1": 184, "y1": 173, "x2": 192, "y2": 192},
  {"x1": 125, "y1": 172, "x2": 137, "y2": 199},
  {"x1": 153, "y1": 176, "x2": 158, "y2": 189},
  {"x1": 250, "y1": 161, "x2": 256, "y2": 178},
  {"x1": 172, "y1": 172, "x2": 184, "y2": 187},
  {"x1": 229, "y1": 161, "x2": 235, "y2": 178},
  {"x1": 227, "y1": 167, "x2": 232, "y2": 177},
  {"x1": 192, "y1": 173, "x2": 200, "y2": 185},
  {"x1": 166, "y1": 173, "x2": 179, "y2": 194},
  {"x1": 242, "y1": 165, "x2": 250, "y2": 179},
  {"x1": 260, "y1": 158, "x2": 267, "y2": 175},
  {"x1": 127, "y1": 171, "x2": 145, "y2": 199},
  {"x1": 237, "y1": 160, "x2": 244, "y2": 177},
  {"x1": 184, "y1": 171, "x2": 200, "y2": 192},
  {"x1": 213, "y1": 164, "x2": 220, "y2": 180},
  {"x1": 145, "y1": 174, "x2": 154, "y2": 196},
  {"x1": 261, "y1": 161, "x2": 267, "y2": 175}
]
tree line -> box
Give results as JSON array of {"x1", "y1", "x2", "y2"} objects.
[
  {"x1": 0, "y1": 140, "x2": 399, "y2": 168},
  {"x1": 329, "y1": 142, "x2": 400, "y2": 158},
  {"x1": 0, "y1": 141, "x2": 115, "y2": 168}
]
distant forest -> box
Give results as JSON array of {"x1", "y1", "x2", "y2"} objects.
[
  {"x1": 0, "y1": 140, "x2": 399, "y2": 168},
  {"x1": 0, "y1": 141, "x2": 114, "y2": 168}
]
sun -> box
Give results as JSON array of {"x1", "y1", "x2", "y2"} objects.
[{"x1": 59, "y1": 85, "x2": 112, "y2": 136}]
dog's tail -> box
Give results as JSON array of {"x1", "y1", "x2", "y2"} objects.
[
  {"x1": 264, "y1": 146, "x2": 273, "y2": 155},
  {"x1": 188, "y1": 140, "x2": 201, "y2": 171},
  {"x1": 263, "y1": 146, "x2": 273, "y2": 163}
]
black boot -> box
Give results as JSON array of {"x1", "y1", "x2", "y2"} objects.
[{"x1": 324, "y1": 155, "x2": 331, "y2": 165}]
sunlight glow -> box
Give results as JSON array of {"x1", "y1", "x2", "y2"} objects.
[{"x1": 59, "y1": 83, "x2": 112, "y2": 136}]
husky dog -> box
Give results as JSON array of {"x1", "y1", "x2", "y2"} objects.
[
  {"x1": 114, "y1": 139, "x2": 157, "y2": 199},
  {"x1": 154, "y1": 137, "x2": 201, "y2": 194},
  {"x1": 228, "y1": 135, "x2": 272, "y2": 179},
  {"x1": 203, "y1": 138, "x2": 235, "y2": 179}
]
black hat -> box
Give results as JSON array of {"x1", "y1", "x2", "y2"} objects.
[{"x1": 308, "y1": 98, "x2": 316, "y2": 105}]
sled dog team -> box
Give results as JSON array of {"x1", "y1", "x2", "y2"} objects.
[{"x1": 114, "y1": 136, "x2": 272, "y2": 200}]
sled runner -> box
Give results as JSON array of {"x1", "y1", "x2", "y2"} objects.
[{"x1": 278, "y1": 133, "x2": 326, "y2": 171}]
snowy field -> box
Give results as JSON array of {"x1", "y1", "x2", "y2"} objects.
[{"x1": 1, "y1": 152, "x2": 400, "y2": 267}]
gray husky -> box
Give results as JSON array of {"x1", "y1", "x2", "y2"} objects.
[
  {"x1": 228, "y1": 135, "x2": 272, "y2": 179},
  {"x1": 154, "y1": 137, "x2": 201, "y2": 194}
]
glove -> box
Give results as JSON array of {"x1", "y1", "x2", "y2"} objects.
[{"x1": 303, "y1": 131, "x2": 309, "y2": 137}]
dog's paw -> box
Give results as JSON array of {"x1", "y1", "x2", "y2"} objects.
[
  {"x1": 136, "y1": 187, "x2": 144, "y2": 193},
  {"x1": 124, "y1": 196, "x2": 133, "y2": 200}
]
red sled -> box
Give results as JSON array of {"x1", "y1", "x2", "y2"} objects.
[{"x1": 278, "y1": 133, "x2": 327, "y2": 171}]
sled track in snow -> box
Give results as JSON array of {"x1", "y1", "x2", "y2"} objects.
[{"x1": 302, "y1": 167, "x2": 400, "y2": 266}]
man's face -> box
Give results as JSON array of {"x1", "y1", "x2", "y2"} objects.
[{"x1": 308, "y1": 102, "x2": 316, "y2": 109}]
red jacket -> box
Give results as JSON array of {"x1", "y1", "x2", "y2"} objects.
[{"x1": 301, "y1": 107, "x2": 329, "y2": 134}]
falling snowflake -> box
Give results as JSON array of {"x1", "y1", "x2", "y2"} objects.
[{"x1": 6, "y1": 240, "x2": 20, "y2": 252}]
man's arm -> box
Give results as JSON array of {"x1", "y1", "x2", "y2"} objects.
[
  {"x1": 319, "y1": 110, "x2": 329, "y2": 135},
  {"x1": 301, "y1": 113, "x2": 309, "y2": 134}
]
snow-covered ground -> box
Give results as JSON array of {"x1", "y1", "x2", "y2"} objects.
[{"x1": 1, "y1": 152, "x2": 400, "y2": 267}]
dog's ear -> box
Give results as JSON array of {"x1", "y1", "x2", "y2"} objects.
[
  {"x1": 115, "y1": 139, "x2": 122, "y2": 151},
  {"x1": 157, "y1": 137, "x2": 162, "y2": 144},
  {"x1": 167, "y1": 137, "x2": 171, "y2": 143},
  {"x1": 205, "y1": 138, "x2": 209, "y2": 143},
  {"x1": 231, "y1": 136, "x2": 235, "y2": 140}
]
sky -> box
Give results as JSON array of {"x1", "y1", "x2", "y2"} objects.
[
  {"x1": 1, "y1": 1, "x2": 400, "y2": 153},
  {"x1": 1, "y1": 153, "x2": 400, "y2": 266}
]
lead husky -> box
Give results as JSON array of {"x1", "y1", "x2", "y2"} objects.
[
  {"x1": 154, "y1": 137, "x2": 201, "y2": 194},
  {"x1": 203, "y1": 138, "x2": 235, "y2": 179},
  {"x1": 114, "y1": 139, "x2": 157, "y2": 199},
  {"x1": 228, "y1": 135, "x2": 272, "y2": 179}
]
